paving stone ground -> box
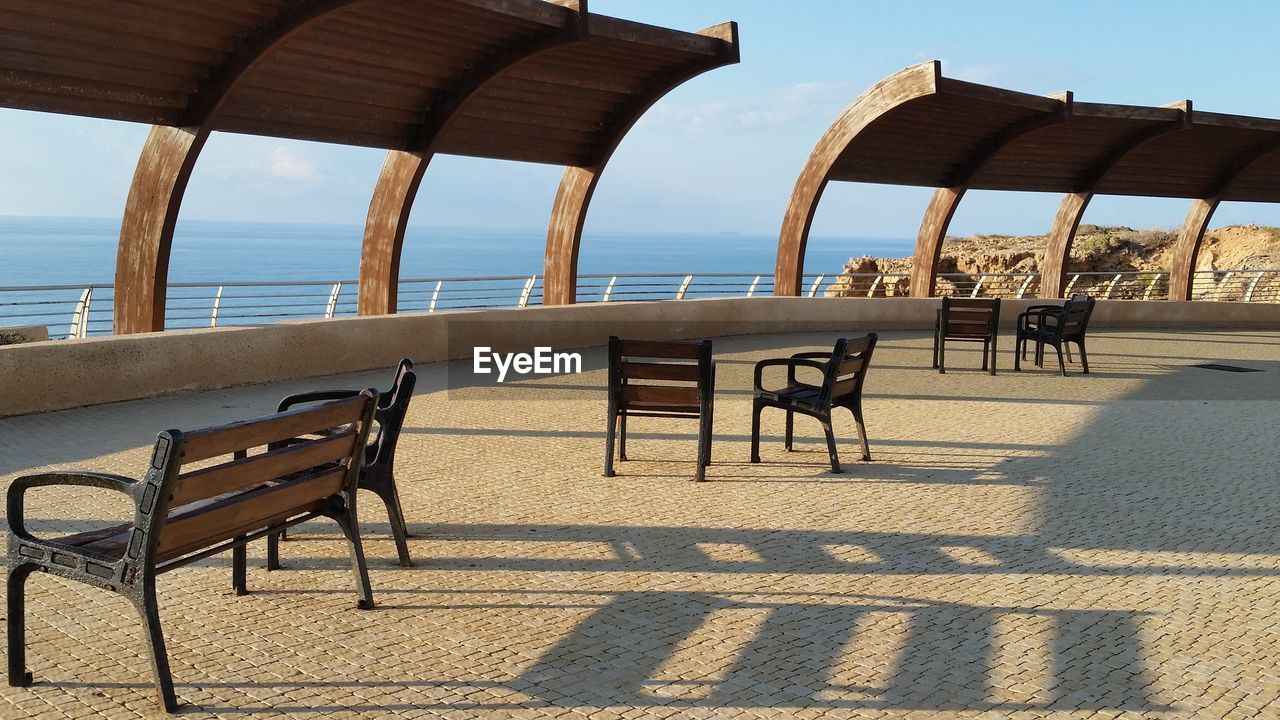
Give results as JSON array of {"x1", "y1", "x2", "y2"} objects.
[{"x1": 2, "y1": 329, "x2": 1280, "y2": 719}]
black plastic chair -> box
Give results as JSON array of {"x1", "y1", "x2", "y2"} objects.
[
  {"x1": 1014, "y1": 295, "x2": 1095, "y2": 375},
  {"x1": 268, "y1": 358, "x2": 416, "y2": 567},
  {"x1": 750, "y1": 334, "x2": 877, "y2": 473}
]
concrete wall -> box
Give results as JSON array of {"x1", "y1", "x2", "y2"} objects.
[{"x1": 3, "y1": 297, "x2": 1278, "y2": 417}]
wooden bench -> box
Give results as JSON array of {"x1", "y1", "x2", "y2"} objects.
[
  {"x1": 6, "y1": 392, "x2": 379, "y2": 712},
  {"x1": 1015, "y1": 293, "x2": 1096, "y2": 375},
  {"x1": 605, "y1": 337, "x2": 715, "y2": 481},
  {"x1": 934, "y1": 297, "x2": 1001, "y2": 375},
  {"x1": 751, "y1": 334, "x2": 878, "y2": 473}
]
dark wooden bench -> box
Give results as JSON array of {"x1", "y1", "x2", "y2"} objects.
[
  {"x1": 605, "y1": 337, "x2": 715, "y2": 481},
  {"x1": 266, "y1": 358, "x2": 416, "y2": 568},
  {"x1": 750, "y1": 334, "x2": 878, "y2": 473},
  {"x1": 6, "y1": 392, "x2": 379, "y2": 712},
  {"x1": 934, "y1": 297, "x2": 1001, "y2": 375},
  {"x1": 1015, "y1": 293, "x2": 1096, "y2": 375}
]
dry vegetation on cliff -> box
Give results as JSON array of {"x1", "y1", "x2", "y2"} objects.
[{"x1": 828, "y1": 224, "x2": 1280, "y2": 299}]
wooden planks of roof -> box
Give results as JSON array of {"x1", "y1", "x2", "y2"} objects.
[
  {"x1": 0, "y1": 0, "x2": 738, "y2": 332},
  {"x1": 777, "y1": 61, "x2": 1280, "y2": 300}
]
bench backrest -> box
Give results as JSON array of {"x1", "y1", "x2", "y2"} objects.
[
  {"x1": 822, "y1": 334, "x2": 878, "y2": 405},
  {"x1": 369, "y1": 358, "x2": 416, "y2": 469},
  {"x1": 1059, "y1": 294, "x2": 1095, "y2": 339},
  {"x1": 608, "y1": 337, "x2": 713, "y2": 417},
  {"x1": 940, "y1": 297, "x2": 1001, "y2": 339},
  {"x1": 138, "y1": 392, "x2": 377, "y2": 565}
]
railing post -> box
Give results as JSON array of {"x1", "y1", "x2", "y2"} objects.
[
  {"x1": 807, "y1": 275, "x2": 825, "y2": 298},
  {"x1": 746, "y1": 275, "x2": 761, "y2": 297},
  {"x1": 1105, "y1": 273, "x2": 1123, "y2": 299},
  {"x1": 1064, "y1": 274, "x2": 1080, "y2": 295},
  {"x1": 325, "y1": 282, "x2": 342, "y2": 319},
  {"x1": 68, "y1": 287, "x2": 93, "y2": 339},
  {"x1": 1016, "y1": 274, "x2": 1035, "y2": 299},
  {"x1": 210, "y1": 285, "x2": 224, "y2": 327},
  {"x1": 518, "y1": 275, "x2": 537, "y2": 308},
  {"x1": 429, "y1": 280, "x2": 443, "y2": 313},
  {"x1": 1244, "y1": 271, "x2": 1266, "y2": 303},
  {"x1": 866, "y1": 275, "x2": 882, "y2": 298},
  {"x1": 969, "y1": 275, "x2": 985, "y2": 298},
  {"x1": 602, "y1": 276, "x2": 617, "y2": 302},
  {"x1": 676, "y1": 274, "x2": 693, "y2": 300},
  {"x1": 1143, "y1": 272, "x2": 1163, "y2": 300}
]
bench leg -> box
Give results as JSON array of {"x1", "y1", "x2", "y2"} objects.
[
  {"x1": 749, "y1": 402, "x2": 763, "y2": 463},
  {"x1": 232, "y1": 536, "x2": 248, "y2": 595},
  {"x1": 938, "y1": 337, "x2": 946, "y2": 374},
  {"x1": 1014, "y1": 335, "x2": 1023, "y2": 371},
  {"x1": 333, "y1": 502, "x2": 375, "y2": 610},
  {"x1": 266, "y1": 531, "x2": 282, "y2": 571},
  {"x1": 618, "y1": 413, "x2": 628, "y2": 461},
  {"x1": 981, "y1": 339, "x2": 989, "y2": 371},
  {"x1": 989, "y1": 335, "x2": 997, "y2": 376},
  {"x1": 695, "y1": 413, "x2": 711, "y2": 483},
  {"x1": 373, "y1": 482, "x2": 413, "y2": 567},
  {"x1": 136, "y1": 580, "x2": 178, "y2": 713},
  {"x1": 1077, "y1": 339, "x2": 1090, "y2": 374},
  {"x1": 850, "y1": 401, "x2": 871, "y2": 462},
  {"x1": 784, "y1": 409, "x2": 794, "y2": 451},
  {"x1": 1055, "y1": 343, "x2": 1067, "y2": 376},
  {"x1": 602, "y1": 406, "x2": 617, "y2": 477},
  {"x1": 821, "y1": 418, "x2": 842, "y2": 474},
  {"x1": 7, "y1": 564, "x2": 34, "y2": 688}
]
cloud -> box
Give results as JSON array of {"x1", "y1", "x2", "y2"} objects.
[
  {"x1": 644, "y1": 81, "x2": 858, "y2": 135},
  {"x1": 269, "y1": 145, "x2": 318, "y2": 181}
]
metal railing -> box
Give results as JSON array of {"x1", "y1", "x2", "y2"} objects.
[{"x1": 3, "y1": 268, "x2": 1278, "y2": 340}]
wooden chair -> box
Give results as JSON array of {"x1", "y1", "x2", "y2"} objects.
[
  {"x1": 750, "y1": 334, "x2": 878, "y2": 473},
  {"x1": 7, "y1": 393, "x2": 378, "y2": 712},
  {"x1": 1015, "y1": 294, "x2": 1095, "y2": 375},
  {"x1": 266, "y1": 358, "x2": 416, "y2": 568},
  {"x1": 934, "y1": 297, "x2": 1001, "y2": 375},
  {"x1": 604, "y1": 337, "x2": 715, "y2": 481}
]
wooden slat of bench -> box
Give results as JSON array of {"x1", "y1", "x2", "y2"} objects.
[
  {"x1": 617, "y1": 339, "x2": 704, "y2": 359},
  {"x1": 171, "y1": 429, "x2": 356, "y2": 506},
  {"x1": 157, "y1": 466, "x2": 346, "y2": 558},
  {"x1": 619, "y1": 361, "x2": 700, "y2": 382},
  {"x1": 620, "y1": 385, "x2": 699, "y2": 406},
  {"x1": 838, "y1": 357, "x2": 867, "y2": 375},
  {"x1": 621, "y1": 402, "x2": 702, "y2": 416},
  {"x1": 180, "y1": 397, "x2": 367, "y2": 464}
]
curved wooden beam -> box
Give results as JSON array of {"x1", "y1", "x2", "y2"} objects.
[
  {"x1": 542, "y1": 21, "x2": 740, "y2": 306},
  {"x1": 114, "y1": 0, "x2": 366, "y2": 334},
  {"x1": 357, "y1": 5, "x2": 586, "y2": 316},
  {"x1": 905, "y1": 96, "x2": 1072, "y2": 297},
  {"x1": 775, "y1": 62, "x2": 940, "y2": 297},
  {"x1": 1169, "y1": 138, "x2": 1280, "y2": 300},
  {"x1": 1040, "y1": 107, "x2": 1190, "y2": 298}
]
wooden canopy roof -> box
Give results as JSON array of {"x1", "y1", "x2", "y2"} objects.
[
  {"x1": 0, "y1": 0, "x2": 737, "y2": 164},
  {"x1": 824, "y1": 61, "x2": 1280, "y2": 201},
  {"x1": 777, "y1": 61, "x2": 1280, "y2": 302}
]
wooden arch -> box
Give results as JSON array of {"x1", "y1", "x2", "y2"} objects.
[
  {"x1": 115, "y1": 0, "x2": 369, "y2": 334},
  {"x1": 775, "y1": 62, "x2": 941, "y2": 297},
  {"x1": 1168, "y1": 139, "x2": 1280, "y2": 300}
]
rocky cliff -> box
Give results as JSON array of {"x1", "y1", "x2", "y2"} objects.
[{"x1": 826, "y1": 224, "x2": 1280, "y2": 299}]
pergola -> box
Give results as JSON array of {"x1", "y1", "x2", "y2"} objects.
[
  {"x1": 777, "y1": 61, "x2": 1280, "y2": 300},
  {"x1": 0, "y1": 0, "x2": 739, "y2": 333}
]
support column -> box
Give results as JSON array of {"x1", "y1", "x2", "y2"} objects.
[
  {"x1": 114, "y1": 126, "x2": 207, "y2": 334},
  {"x1": 543, "y1": 166, "x2": 599, "y2": 306},
  {"x1": 1168, "y1": 198, "x2": 1219, "y2": 301},
  {"x1": 907, "y1": 187, "x2": 965, "y2": 298},
  {"x1": 1040, "y1": 191, "x2": 1093, "y2": 298},
  {"x1": 358, "y1": 152, "x2": 431, "y2": 316}
]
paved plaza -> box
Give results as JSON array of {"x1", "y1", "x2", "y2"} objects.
[{"x1": 2, "y1": 329, "x2": 1279, "y2": 719}]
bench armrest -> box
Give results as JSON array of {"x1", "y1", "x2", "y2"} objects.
[
  {"x1": 754, "y1": 357, "x2": 826, "y2": 392},
  {"x1": 277, "y1": 389, "x2": 361, "y2": 412},
  {"x1": 7, "y1": 471, "x2": 138, "y2": 537}
]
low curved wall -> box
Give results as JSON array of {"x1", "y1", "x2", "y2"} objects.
[{"x1": 3, "y1": 297, "x2": 1278, "y2": 417}]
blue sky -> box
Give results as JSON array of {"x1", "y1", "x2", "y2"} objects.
[{"x1": 3, "y1": 0, "x2": 1280, "y2": 238}]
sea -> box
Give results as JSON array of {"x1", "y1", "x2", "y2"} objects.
[{"x1": 0, "y1": 216, "x2": 914, "y2": 286}]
